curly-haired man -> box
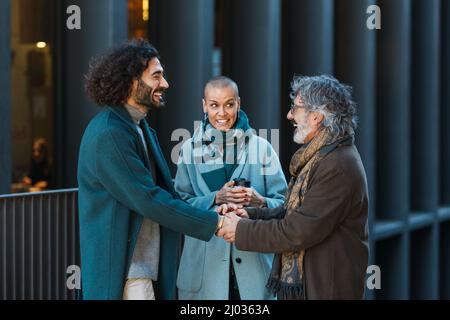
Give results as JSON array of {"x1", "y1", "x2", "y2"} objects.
[{"x1": 78, "y1": 40, "x2": 225, "y2": 300}]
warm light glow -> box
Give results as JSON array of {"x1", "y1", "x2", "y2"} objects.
[
  {"x1": 36, "y1": 42, "x2": 47, "y2": 49},
  {"x1": 142, "y1": 0, "x2": 149, "y2": 21}
]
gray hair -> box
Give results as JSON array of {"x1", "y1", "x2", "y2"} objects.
[{"x1": 290, "y1": 75, "x2": 358, "y2": 137}]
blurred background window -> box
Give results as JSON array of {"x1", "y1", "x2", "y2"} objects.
[
  {"x1": 10, "y1": 0, "x2": 56, "y2": 193},
  {"x1": 128, "y1": 0, "x2": 150, "y2": 40}
]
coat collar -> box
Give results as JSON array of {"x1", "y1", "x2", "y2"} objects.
[
  {"x1": 124, "y1": 104, "x2": 147, "y2": 125},
  {"x1": 107, "y1": 105, "x2": 176, "y2": 195},
  {"x1": 108, "y1": 105, "x2": 138, "y2": 133}
]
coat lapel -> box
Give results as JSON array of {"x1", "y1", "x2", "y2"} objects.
[
  {"x1": 108, "y1": 106, "x2": 176, "y2": 196},
  {"x1": 141, "y1": 120, "x2": 177, "y2": 196},
  {"x1": 108, "y1": 106, "x2": 151, "y2": 170}
]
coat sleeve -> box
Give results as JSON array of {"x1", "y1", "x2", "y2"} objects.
[
  {"x1": 260, "y1": 140, "x2": 288, "y2": 209},
  {"x1": 174, "y1": 146, "x2": 217, "y2": 210},
  {"x1": 95, "y1": 127, "x2": 218, "y2": 242},
  {"x1": 246, "y1": 206, "x2": 286, "y2": 221},
  {"x1": 235, "y1": 159, "x2": 353, "y2": 253}
]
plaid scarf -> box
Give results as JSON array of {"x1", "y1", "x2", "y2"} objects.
[{"x1": 266, "y1": 128, "x2": 354, "y2": 300}]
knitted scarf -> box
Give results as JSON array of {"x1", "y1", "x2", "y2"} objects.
[
  {"x1": 191, "y1": 110, "x2": 253, "y2": 166},
  {"x1": 266, "y1": 127, "x2": 354, "y2": 300}
]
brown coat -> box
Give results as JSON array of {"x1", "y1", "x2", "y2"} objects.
[{"x1": 236, "y1": 144, "x2": 369, "y2": 300}]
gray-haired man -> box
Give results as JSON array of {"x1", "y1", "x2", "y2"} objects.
[{"x1": 217, "y1": 75, "x2": 369, "y2": 300}]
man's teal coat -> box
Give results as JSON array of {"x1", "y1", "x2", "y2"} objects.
[{"x1": 77, "y1": 106, "x2": 218, "y2": 300}]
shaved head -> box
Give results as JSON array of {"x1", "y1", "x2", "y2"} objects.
[{"x1": 204, "y1": 76, "x2": 239, "y2": 98}]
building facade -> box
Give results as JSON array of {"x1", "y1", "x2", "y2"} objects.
[{"x1": 0, "y1": 0, "x2": 450, "y2": 299}]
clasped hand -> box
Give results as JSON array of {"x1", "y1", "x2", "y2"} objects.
[
  {"x1": 215, "y1": 181, "x2": 266, "y2": 208},
  {"x1": 214, "y1": 203, "x2": 249, "y2": 243}
]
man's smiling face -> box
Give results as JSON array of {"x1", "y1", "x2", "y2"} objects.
[
  {"x1": 133, "y1": 57, "x2": 169, "y2": 111},
  {"x1": 287, "y1": 94, "x2": 325, "y2": 144}
]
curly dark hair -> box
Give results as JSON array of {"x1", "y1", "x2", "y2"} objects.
[{"x1": 84, "y1": 39, "x2": 160, "y2": 106}]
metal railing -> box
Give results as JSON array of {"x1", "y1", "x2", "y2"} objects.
[{"x1": 0, "y1": 189, "x2": 80, "y2": 300}]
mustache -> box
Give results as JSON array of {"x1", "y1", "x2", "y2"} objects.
[{"x1": 153, "y1": 87, "x2": 166, "y2": 93}]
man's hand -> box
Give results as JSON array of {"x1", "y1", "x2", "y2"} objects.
[
  {"x1": 217, "y1": 212, "x2": 241, "y2": 243},
  {"x1": 235, "y1": 208, "x2": 249, "y2": 219},
  {"x1": 216, "y1": 203, "x2": 240, "y2": 215},
  {"x1": 215, "y1": 203, "x2": 249, "y2": 218}
]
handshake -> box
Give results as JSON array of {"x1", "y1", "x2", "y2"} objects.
[{"x1": 214, "y1": 203, "x2": 250, "y2": 243}]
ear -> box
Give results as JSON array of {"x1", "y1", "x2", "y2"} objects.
[
  {"x1": 202, "y1": 98, "x2": 207, "y2": 113},
  {"x1": 236, "y1": 97, "x2": 241, "y2": 111},
  {"x1": 313, "y1": 112, "x2": 324, "y2": 127}
]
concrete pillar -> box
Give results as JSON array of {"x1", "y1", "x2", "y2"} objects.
[
  {"x1": 441, "y1": 0, "x2": 450, "y2": 205},
  {"x1": 376, "y1": 0, "x2": 411, "y2": 222},
  {"x1": 334, "y1": 0, "x2": 377, "y2": 299},
  {"x1": 227, "y1": 0, "x2": 282, "y2": 134},
  {"x1": 0, "y1": 0, "x2": 12, "y2": 194},
  {"x1": 150, "y1": 0, "x2": 215, "y2": 174},
  {"x1": 282, "y1": 0, "x2": 334, "y2": 171},
  {"x1": 58, "y1": 0, "x2": 128, "y2": 187},
  {"x1": 411, "y1": 0, "x2": 440, "y2": 213}
]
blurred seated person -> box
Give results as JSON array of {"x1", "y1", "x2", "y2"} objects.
[{"x1": 23, "y1": 138, "x2": 51, "y2": 191}]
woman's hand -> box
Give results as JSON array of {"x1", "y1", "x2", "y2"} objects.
[
  {"x1": 215, "y1": 181, "x2": 246, "y2": 205},
  {"x1": 215, "y1": 181, "x2": 267, "y2": 208}
]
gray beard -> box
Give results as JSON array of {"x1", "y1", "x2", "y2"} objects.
[{"x1": 293, "y1": 125, "x2": 312, "y2": 144}]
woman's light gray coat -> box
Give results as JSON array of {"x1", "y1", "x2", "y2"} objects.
[{"x1": 174, "y1": 125, "x2": 287, "y2": 300}]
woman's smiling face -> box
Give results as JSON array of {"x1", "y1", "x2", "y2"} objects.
[{"x1": 203, "y1": 85, "x2": 241, "y2": 132}]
